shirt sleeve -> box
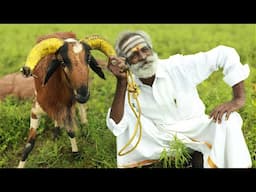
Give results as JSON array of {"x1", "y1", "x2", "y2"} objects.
[
  {"x1": 177, "y1": 45, "x2": 250, "y2": 87},
  {"x1": 106, "y1": 107, "x2": 129, "y2": 137}
]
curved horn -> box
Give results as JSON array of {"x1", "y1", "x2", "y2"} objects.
[
  {"x1": 80, "y1": 35, "x2": 116, "y2": 57},
  {"x1": 24, "y1": 38, "x2": 64, "y2": 71}
]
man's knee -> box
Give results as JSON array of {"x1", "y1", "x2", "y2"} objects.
[{"x1": 223, "y1": 112, "x2": 243, "y2": 126}]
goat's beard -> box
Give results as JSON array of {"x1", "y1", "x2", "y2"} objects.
[{"x1": 129, "y1": 52, "x2": 158, "y2": 79}]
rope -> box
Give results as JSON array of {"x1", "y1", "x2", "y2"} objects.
[{"x1": 118, "y1": 70, "x2": 143, "y2": 156}]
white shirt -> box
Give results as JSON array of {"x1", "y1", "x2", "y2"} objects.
[{"x1": 106, "y1": 45, "x2": 250, "y2": 168}]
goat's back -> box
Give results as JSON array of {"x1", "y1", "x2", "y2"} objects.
[{"x1": 36, "y1": 32, "x2": 77, "y2": 43}]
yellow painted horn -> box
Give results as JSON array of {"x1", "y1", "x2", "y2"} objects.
[
  {"x1": 80, "y1": 35, "x2": 116, "y2": 57},
  {"x1": 24, "y1": 38, "x2": 64, "y2": 71}
]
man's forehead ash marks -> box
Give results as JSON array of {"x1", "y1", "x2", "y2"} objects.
[
  {"x1": 126, "y1": 42, "x2": 148, "y2": 58},
  {"x1": 120, "y1": 35, "x2": 148, "y2": 57}
]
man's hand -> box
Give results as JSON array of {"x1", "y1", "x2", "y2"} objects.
[
  {"x1": 20, "y1": 66, "x2": 32, "y2": 77},
  {"x1": 210, "y1": 81, "x2": 245, "y2": 124},
  {"x1": 209, "y1": 98, "x2": 245, "y2": 124},
  {"x1": 108, "y1": 56, "x2": 128, "y2": 81},
  {"x1": 108, "y1": 56, "x2": 129, "y2": 123}
]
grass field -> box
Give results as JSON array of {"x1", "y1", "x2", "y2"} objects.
[{"x1": 0, "y1": 24, "x2": 255, "y2": 168}]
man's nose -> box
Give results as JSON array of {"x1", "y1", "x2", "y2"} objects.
[{"x1": 138, "y1": 50, "x2": 147, "y2": 60}]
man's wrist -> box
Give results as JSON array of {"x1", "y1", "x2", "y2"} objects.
[{"x1": 117, "y1": 79, "x2": 127, "y2": 86}]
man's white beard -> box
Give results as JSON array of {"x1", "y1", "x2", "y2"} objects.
[{"x1": 129, "y1": 52, "x2": 158, "y2": 79}]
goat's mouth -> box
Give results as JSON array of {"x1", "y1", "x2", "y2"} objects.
[
  {"x1": 74, "y1": 86, "x2": 90, "y2": 103},
  {"x1": 75, "y1": 91, "x2": 90, "y2": 103}
]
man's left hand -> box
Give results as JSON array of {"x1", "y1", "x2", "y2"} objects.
[{"x1": 209, "y1": 98, "x2": 245, "y2": 124}]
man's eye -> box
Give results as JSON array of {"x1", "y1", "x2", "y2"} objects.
[
  {"x1": 129, "y1": 53, "x2": 138, "y2": 60},
  {"x1": 141, "y1": 46, "x2": 150, "y2": 52}
]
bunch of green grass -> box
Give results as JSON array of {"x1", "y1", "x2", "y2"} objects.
[{"x1": 160, "y1": 135, "x2": 192, "y2": 168}]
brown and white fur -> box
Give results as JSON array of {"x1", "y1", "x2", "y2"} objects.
[{"x1": 17, "y1": 32, "x2": 107, "y2": 168}]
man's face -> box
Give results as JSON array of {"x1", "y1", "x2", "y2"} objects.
[{"x1": 127, "y1": 44, "x2": 158, "y2": 79}]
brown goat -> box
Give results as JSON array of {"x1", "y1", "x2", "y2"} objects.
[{"x1": 18, "y1": 32, "x2": 115, "y2": 168}]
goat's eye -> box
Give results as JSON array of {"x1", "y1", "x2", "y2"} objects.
[{"x1": 60, "y1": 61, "x2": 65, "y2": 67}]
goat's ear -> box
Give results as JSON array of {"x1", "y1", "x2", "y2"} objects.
[
  {"x1": 43, "y1": 59, "x2": 60, "y2": 85},
  {"x1": 81, "y1": 42, "x2": 105, "y2": 80},
  {"x1": 88, "y1": 55, "x2": 105, "y2": 80}
]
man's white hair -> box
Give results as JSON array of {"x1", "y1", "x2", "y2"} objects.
[{"x1": 115, "y1": 30, "x2": 153, "y2": 57}]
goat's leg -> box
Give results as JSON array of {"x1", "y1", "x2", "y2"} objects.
[
  {"x1": 67, "y1": 128, "x2": 83, "y2": 160},
  {"x1": 66, "y1": 109, "x2": 80, "y2": 157},
  {"x1": 18, "y1": 101, "x2": 43, "y2": 168},
  {"x1": 76, "y1": 103, "x2": 89, "y2": 138},
  {"x1": 67, "y1": 129, "x2": 78, "y2": 153},
  {"x1": 53, "y1": 121, "x2": 62, "y2": 140},
  {"x1": 77, "y1": 103, "x2": 88, "y2": 125}
]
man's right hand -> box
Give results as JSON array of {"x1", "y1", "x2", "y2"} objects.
[
  {"x1": 20, "y1": 66, "x2": 32, "y2": 77},
  {"x1": 108, "y1": 56, "x2": 128, "y2": 81}
]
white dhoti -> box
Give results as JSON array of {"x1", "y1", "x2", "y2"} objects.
[{"x1": 114, "y1": 112, "x2": 252, "y2": 168}]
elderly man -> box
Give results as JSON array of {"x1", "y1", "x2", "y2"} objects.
[{"x1": 106, "y1": 30, "x2": 252, "y2": 168}]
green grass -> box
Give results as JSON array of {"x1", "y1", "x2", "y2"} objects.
[
  {"x1": 160, "y1": 135, "x2": 192, "y2": 168},
  {"x1": 0, "y1": 24, "x2": 255, "y2": 168}
]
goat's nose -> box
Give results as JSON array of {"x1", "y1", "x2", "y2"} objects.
[{"x1": 75, "y1": 86, "x2": 90, "y2": 103}]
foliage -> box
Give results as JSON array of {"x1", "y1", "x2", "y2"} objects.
[{"x1": 160, "y1": 135, "x2": 192, "y2": 168}]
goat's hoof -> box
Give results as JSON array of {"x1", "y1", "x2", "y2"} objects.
[
  {"x1": 72, "y1": 152, "x2": 83, "y2": 160},
  {"x1": 17, "y1": 161, "x2": 26, "y2": 168}
]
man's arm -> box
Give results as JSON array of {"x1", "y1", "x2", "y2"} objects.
[
  {"x1": 209, "y1": 80, "x2": 245, "y2": 123},
  {"x1": 181, "y1": 45, "x2": 249, "y2": 87},
  {"x1": 108, "y1": 56, "x2": 128, "y2": 124},
  {"x1": 179, "y1": 45, "x2": 249, "y2": 123},
  {"x1": 110, "y1": 79, "x2": 127, "y2": 123}
]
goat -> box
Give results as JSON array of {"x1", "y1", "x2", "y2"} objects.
[{"x1": 18, "y1": 32, "x2": 115, "y2": 168}]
